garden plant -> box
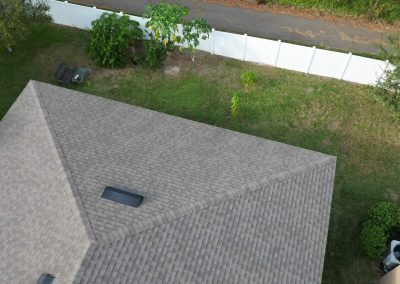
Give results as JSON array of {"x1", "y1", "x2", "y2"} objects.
[
  {"x1": 360, "y1": 201, "x2": 400, "y2": 258},
  {"x1": 0, "y1": 0, "x2": 51, "y2": 52},
  {"x1": 87, "y1": 13, "x2": 143, "y2": 68},
  {"x1": 144, "y1": 2, "x2": 211, "y2": 68},
  {"x1": 376, "y1": 34, "x2": 400, "y2": 113}
]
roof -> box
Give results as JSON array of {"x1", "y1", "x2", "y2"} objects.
[{"x1": 0, "y1": 81, "x2": 336, "y2": 284}]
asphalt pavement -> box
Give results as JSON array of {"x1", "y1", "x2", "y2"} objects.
[{"x1": 72, "y1": 0, "x2": 393, "y2": 54}]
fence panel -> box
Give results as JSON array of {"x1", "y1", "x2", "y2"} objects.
[
  {"x1": 67, "y1": 4, "x2": 106, "y2": 29},
  {"x1": 244, "y1": 36, "x2": 277, "y2": 66},
  {"x1": 308, "y1": 49, "x2": 350, "y2": 79},
  {"x1": 276, "y1": 42, "x2": 314, "y2": 73},
  {"x1": 214, "y1": 31, "x2": 246, "y2": 60},
  {"x1": 48, "y1": 0, "x2": 75, "y2": 26},
  {"x1": 45, "y1": 0, "x2": 391, "y2": 87},
  {"x1": 343, "y1": 56, "x2": 387, "y2": 85}
]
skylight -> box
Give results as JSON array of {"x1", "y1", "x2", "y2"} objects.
[
  {"x1": 101, "y1": 186, "x2": 144, "y2": 208},
  {"x1": 37, "y1": 274, "x2": 55, "y2": 284}
]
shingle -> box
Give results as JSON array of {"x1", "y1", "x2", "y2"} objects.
[{"x1": 0, "y1": 81, "x2": 336, "y2": 284}]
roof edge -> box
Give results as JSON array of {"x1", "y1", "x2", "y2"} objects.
[
  {"x1": 28, "y1": 80, "x2": 98, "y2": 242},
  {"x1": 98, "y1": 154, "x2": 336, "y2": 244}
]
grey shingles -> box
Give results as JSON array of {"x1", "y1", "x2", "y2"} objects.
[
  {"x1": 0, "y1": 80, "x2": 336, "y2": 284},
  {"x1": 0, "y1": 82, "x2": 92, "y2": 284}
]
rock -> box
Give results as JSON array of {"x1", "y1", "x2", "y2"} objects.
[{"x1": 164, "y1": 66, "x2": 180, "y2": 76}]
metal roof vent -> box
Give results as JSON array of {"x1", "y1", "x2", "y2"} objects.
[
  {"x1": 101, "y1": 186, "x2": 144, "y2": 208},
  {"x1": 37, "y1": 274, "x2": 55, "y2": 284}
]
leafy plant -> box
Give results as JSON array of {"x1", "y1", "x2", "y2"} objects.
[
  {"x1": 360, "y1": 222, "x2": 388, "y2": 259},
  {"x1": 360, "y1": 201, "x2": 400, "y2": 258},
  {"x1": 366, "y1": 201, "x2": 399, "y2": 231},
  {"x1": 182, "y1": 18, "x2": 211, "y2": 61},
  {"x1": 144, "y1": 2, "x2": 187, "y2": 48},
  {"x1": 376, "y1": 34, "x2": 400, "y2": 112},
  {"x1": 143, "y1": 2, "x2": 188, "y2": 68},
  {"x1": 87, "y1": 13, "x2": 143, "y2": 68},
  {"x1": 240, "y1": 71, "x2": 259, "y2": 89},
  {"x1": 143, "y1": 2, "x2": 211, "y2": 68},
  {"x1": 0, "y1": 0, "x2": 52, "y2": 52},
  {"x1": 253, "y1": 0, "x2": 400, "y2": 22},
  {"x1": 144, "y1": 40, "x2": 168, "y2": 70},
  {"x1": 231, "y1": 92, "x2": 241, "y2": 119}
]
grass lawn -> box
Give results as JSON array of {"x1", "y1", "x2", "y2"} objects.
[{"x1": 1, "y1": 24, "x2": 400, "y2": 284}]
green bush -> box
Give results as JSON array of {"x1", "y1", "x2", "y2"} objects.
[
  {"x1": 144, "y1": 40, "x2": 168, "y2": 70},
  {"x1": 255, "y1": 0, "x2": 400, "y2": 22},
  {"x1": 366, "y1": 201, "x2": 399, "y2": 230},
  {"x1": 376, "y1": 34, "x2": 400, "y2": 112},
  {"x1": 143, "y1": 2, "x2": 211, "y2": 67},
  {"x1": 360, "y1": 201, "x2": 400, "y2": 258},
  {"x1": 360, "y1": 222, "x2": 388, "y2": 259},
  {"x1": 0, "y1": 0, "x2": 52, "y2": 51},
  {"x1": 87, "y1": 13, "x2": 143, "y2": 68},
  {"x1": 240, "y1": 71, "x2": 259, "y2": 89}
]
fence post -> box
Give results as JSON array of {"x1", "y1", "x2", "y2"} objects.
[
  {"x1": 305, "y1": 46, "x2": 316, "y2": 74},
  {"x1": 211, "y1": 28, "x2": 216, "y2": 55},
  {"x1": 242, "y1": 34, "x2": 248, "y2": 61},
  {"x1": 340, "y1": 52, "x2": 352, "y2": 80},
  {"x1": 274, "y1": 40, "x2": 282, "y2": 67}
]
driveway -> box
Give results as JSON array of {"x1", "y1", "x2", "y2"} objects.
[{"x1": 73, "y1": 0, "x2": 391, "y2": 54}]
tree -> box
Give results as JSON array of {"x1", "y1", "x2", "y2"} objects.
[
  {"x1": 0, "y1": 0, "x2": 51, "y2": 52},
  {"x1": 144, "y1": 2, "x2": 188, "y2": 50},
  {"x1": 376, "y1": 33, "x2": 400, "y2": 112},
  {"x1": 143, "y1": 2, "x2": 211, "y2": 68},
  {"x1": 87, "y1": 13, "x2": 143, "y2": 68},
  {"x1": 182, "y1": 18, "x2": 211, "y2": 61}
]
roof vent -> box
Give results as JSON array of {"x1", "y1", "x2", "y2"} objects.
[
  {"x1": 37, "y1": 274, "x2": 55, "y2": 284},
  {"x1": 101, "y1": 186, "x2": 144, "y2": 208}
]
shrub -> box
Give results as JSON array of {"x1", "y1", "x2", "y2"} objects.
[
  {"x1": 240, "y1": 71, "x2": 259, "y2": 89},
  {"x1": 143, "y1": 2, "x2": 211, "y2": 68},
  {"x1": 366, "y1": 201, "x2": 399, "y2": 231},
  {"x1": 253, "y1": 0, "x2": 400, "y2": 22},
  {"x1": 87, "y1": 13, "x2": 143, "y2": 68},
  {"x1": 360, "y1": 201, "x2": 400, "y2": 258},
  {"x1": 360, "y1": 222, "x2": 388, "y2": 259},
  {"x1": 144, "y1": 40, "x2": 168, "y2": 70},
  {"x1": 0, "y1": 0, "x2": 52, "y2": 51},
  {"x1": 376, "y1": 34, "x2": 400, "y2": 112},
  {"x1": 143, "y1": 2, "x2": 187, "y2": 68},
  {"x1": 182, "y1": 18, "x2": 211, "y2": 61},
  {"x1": 231, "y1": 92, "x2": 241, "y2": 119}
]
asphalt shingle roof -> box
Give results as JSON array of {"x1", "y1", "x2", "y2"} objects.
[{"x1": 0, "y1": 81, "x2": 336, "y2": 284}]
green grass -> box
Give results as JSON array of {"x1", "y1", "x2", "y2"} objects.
[
  {"x1": 1, "y1": 24, "x2": 400, "y2": 284},
  {"x1": 258, "y1": 0, "x2": 400, "y2": 23}
]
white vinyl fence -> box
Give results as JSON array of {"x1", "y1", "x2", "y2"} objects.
[{"x1": 46, "y1": 0, "x2": 392, "y2": 86}]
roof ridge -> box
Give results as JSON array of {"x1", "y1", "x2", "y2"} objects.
[
  {"x1": 98, "y1": 155, "x2": 335, "y2": 244},
  {"x1": 29, "y1": 80, "x2": 97, "y2": 242}
]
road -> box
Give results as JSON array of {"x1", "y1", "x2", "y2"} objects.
[{"x1": 73, "y1": 0, "x2": 392, "y2": 54}]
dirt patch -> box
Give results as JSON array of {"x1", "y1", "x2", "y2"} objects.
[
  {"x1": 305, "y1": 87, "x2": 315, "y2": 94},
  {"x1": 91, "y1": 67, "x2": 134, "y2": 81},
  {"x1": 385, "y1": 188, "x2": 400, "y2": 202},
  {"x1": 164, "y1": 66, "x2": 181, "y2": 76}
]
